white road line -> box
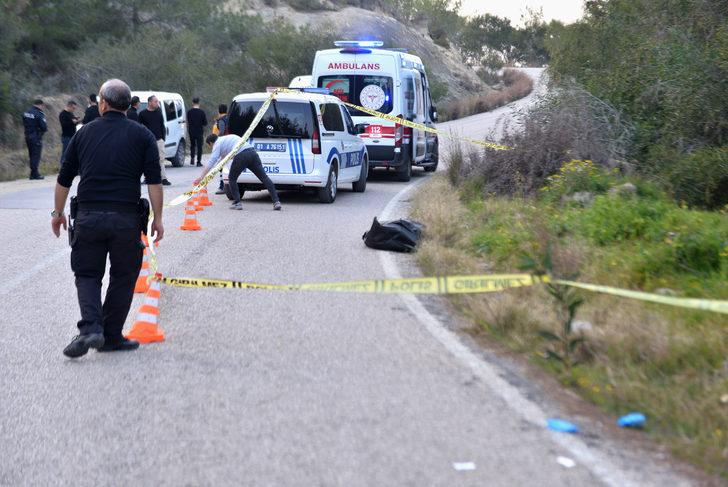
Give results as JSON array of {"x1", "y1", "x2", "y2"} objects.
[
  {"x1": 0, "y1": 247, "x2": 70, "y2": 296},
  {"x1": 377, "y1": 178, "x2": 636, "y2": 487}
]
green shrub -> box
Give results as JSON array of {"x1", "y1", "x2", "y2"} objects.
[
  {"x1": 665, "y1": 147, "x2": 728, "y2": 210},
  {"x1": 541, "y1": 159, "x2": 615, "y2": 202}
]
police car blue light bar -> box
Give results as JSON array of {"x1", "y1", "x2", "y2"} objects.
[
  {"x1": 334, "y1": 40, "x2": 384, "y2": 48},
  {"x1": 266, "y1": 87, "x2": 330, "y2": 95}
]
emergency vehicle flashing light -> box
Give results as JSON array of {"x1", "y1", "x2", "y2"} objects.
[
  {"x1": 334, "y1": 40, "x2": 384, "y2": 48},
  {"x1": 266, "y1": 87, "x2": 330, "y2": 95}
]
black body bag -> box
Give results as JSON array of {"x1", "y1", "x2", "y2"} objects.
[{"x1": 362, "y1": 217, "x2": 423, "y2": 253}]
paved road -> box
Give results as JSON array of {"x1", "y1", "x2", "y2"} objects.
[{"x1": 0, "y1": 70, "x2": 692, "y2": 486}]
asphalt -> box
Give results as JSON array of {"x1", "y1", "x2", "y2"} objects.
[{"x1": 0, "y1": 69, "x2": 693, "y2": 486}]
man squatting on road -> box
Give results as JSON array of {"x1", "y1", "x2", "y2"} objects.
[
  {"x1": 52, "y1": 79, "x2": 165, "y2": 358},
  {"x1": 193, "y1": 134, "x2": 282, "y2": 211}
]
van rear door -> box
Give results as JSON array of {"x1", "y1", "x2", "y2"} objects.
[{"x1": 228, "y1": 99, "x2": 318, "y2": 175}]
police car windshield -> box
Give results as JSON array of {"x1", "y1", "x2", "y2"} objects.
[
  {"x1": 228, "y1": 100, "x2": 316, "y2": 139},
  {"x1": 318, "y1": 75, "x2": 393, "y2": 116}
]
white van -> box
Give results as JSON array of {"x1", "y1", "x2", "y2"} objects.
[
  {"x1": 131, "y1": 91, "x2": 187, "y2": 167},
  {"x1": 311, "y1": 41, "x2": 439, "y2": 181},
  {"x1": 224, "y1": 88, "x2": 368, "y2": 203}
]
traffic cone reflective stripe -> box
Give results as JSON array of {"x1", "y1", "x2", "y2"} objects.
[
  {"x1": 180, "y1": 199, "x2": 201, "y2": 231},
  {"x1": 192, "y1": 192, "x2": 204, "y2": 212},
  {"x1": 125, "y1": 276, "x2": 165, "y2": 343},
  {"x1": 134, "y1": 248, "x2": 150, "y2": 293},
  {"x1": 197, "y1": 186, "x2": 213, "y2": 207}
]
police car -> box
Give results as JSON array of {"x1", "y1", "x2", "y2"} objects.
[
  {"x1": 311, "y1": 41, "x2": 439, "y2": 182},
  {"x1": 223, "y1": 88, "x2": 368, "y2": 203}
]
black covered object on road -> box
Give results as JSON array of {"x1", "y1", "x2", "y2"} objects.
[{"x1": 362, "y1": 217, "x2": 423, "y2": 253}]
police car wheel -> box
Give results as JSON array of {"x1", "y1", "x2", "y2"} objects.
[
  {"x1": 223, "y1": 183, "x2": 244, "y2": 201},
  {"x1": 171, "y1": 140, "x2": 185, "y2": 168},
  {"x1": 352, "y1": 157, "x2": 368, "y2": 193},
  {"x1": 318, "y1": 164, "x2": 337, "y2": 203},
  {"x1": 396, "y1": 160, "x2": 411, "y2": 182}
]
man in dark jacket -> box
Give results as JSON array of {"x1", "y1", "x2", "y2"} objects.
[
  {"x1": 23, "y1": 99, "x2": 48, "y2": 180},
  {"x1": 138, "y1": 95, "x2": 171, "y2": 185},
  {"x1": 58, "y1": 100, "x2": 80, "y2": 165},
  {"x1": 52, "y1": 78, "x2": 165, "y2": 358},
  {"x1": 186, "y1": 97, "x2": 207, "y2": 167},
  {"x1": 81, "y1": 94, "x2": 100, "y2": 124},
  {"x1": 126, "y1": 96, "x2": 140, "y2": 122}
]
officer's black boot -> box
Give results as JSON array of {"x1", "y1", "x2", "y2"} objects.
[
  {"x1": 98, "y1": 336, "x2": 140, "y2": 352},
  {"x1": 63, "y1": 333, "x2": 105, "y2": 358}
]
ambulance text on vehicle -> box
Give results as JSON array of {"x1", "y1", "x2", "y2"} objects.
[{"x1": 311, "y1": 41, "x2": 439, "y2": 182}]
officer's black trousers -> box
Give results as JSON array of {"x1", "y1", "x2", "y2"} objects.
[
  {"x1": 228, "y1": 149, "x2": 280, "y2": 204},
  {"x1": 25, "y1": 138, "x2": 42, "y2": 177},
  {"x1": 70, "y1": 211, "x2": 143, "y2": 338},
  {"x1": 189, "y1": 134, "x2": 203, "y2": 164}
]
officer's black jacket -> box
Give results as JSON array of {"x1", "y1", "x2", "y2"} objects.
[
  {"x1": 22, "y1": 106, "x2": 47, "y2": 140},
  {"x1": 58, "y1": 111, "x2": 162, "y2": 209},
  {"x1": 82, "y1": 105, "x2": 100, "y2": 124}
]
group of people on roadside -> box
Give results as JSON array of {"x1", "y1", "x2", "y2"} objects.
[{"x1": 22, "y1": 94, "x2": 230, "y2": 187}]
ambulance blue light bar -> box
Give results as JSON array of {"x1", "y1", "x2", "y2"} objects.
[
  {"x1": 334, "y1": 40, "x2": 384, "y2": 48},
  {"x1": 266, "y1": 87, "x2": 330, "y2": 95}
]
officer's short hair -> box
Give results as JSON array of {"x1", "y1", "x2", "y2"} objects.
[
  {"x1": 33, "y1": 99, "x2": 44, "y2": 106},
  {"x1": 148, "y1": 95, "x2": 157, "y2": 103},
  {"x1": 192, "y1": 97, "x2": 200, "y2": 104},
  {"x1": 99, "y1": 79, "x2": 132, "y2": 111},
  {"x1": 218, "y1": 104, "x2": 227, "y2": 114},
  {"x1": 130, "y1": 96, "x2": 140, "y2": 106},
  {"x1": 89, "y1": 94, "x2": 97, "y2": 103},
  {"x1": 67, "y1": 100, "x2": 77, "y2": 106},
  {"x1": 206, "y1": 134, "x2": 218, "y2": 145}
]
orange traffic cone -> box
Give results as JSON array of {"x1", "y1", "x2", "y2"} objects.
[
  {"x1": 125, "y1": 274, "x2": 165, "y2": 344},
  {"x1": 197, "y1": 186, "x2": 213, "y2": 207},
  {"x1": 192, "y1": 191, "x2": 204, "y2": 212},
  {"x1": 180, "y1": 198, "x2": 201, "y2": 231},
  {"x1": 134, "y1": 248, "x2": 151, "y2": 293}
]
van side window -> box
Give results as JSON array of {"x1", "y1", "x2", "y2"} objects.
[
  {"x1": 341, "y1": 106, "x2": 356, "y2": 134},
  {"x1": 414, "y1": 75, "x2": 425, "y2": 119},
  {"x1": 319, "y1": 103, "x2": 344, "y2": 132},
  {"x1": 175, "y1": 100, "x2": 183, "y2": 118},
  {"x1": 164, "y1": 100, "x2": 177, "y2": 121},
  {"x1": 403, "y1": 76, "x2": 416, "y2": 120}
]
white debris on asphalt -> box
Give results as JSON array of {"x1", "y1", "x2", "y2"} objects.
[
  {"x1": 452, "y1": 462, "x2": 477, "y2": 471},
  {"x1": 557, "y1": 456, "x2": 576, "y2": 468}
]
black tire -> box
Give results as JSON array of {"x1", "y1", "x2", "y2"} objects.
[
  {"x1": 224, "y1": 183, "x2": 245, "y2": 201},
  {"x1": 424, "y1": 143, "x2": 439, "y2": 172},
  {"x1": 352, "y1": 157, "x2": 368, "y2": 193},
  {"x1": 317, "y1": 163, "x2": 338, "y2": 203},
  {"x1": 424, "y1": 162, "x2": 438, "y2": 172},
  {"x1": 170, "y1": 139, "x2": 185, "y2": 168},
  {"x1": 396, "y1": 159, "x2": 411, "y2": 182}
]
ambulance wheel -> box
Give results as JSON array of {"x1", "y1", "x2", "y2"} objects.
[
  {"x1": 424, "y1": 162, "x2": 438, "y2": 172},
  {"x1": 171, "y1": 139, "x2": 185, "y2": 168},
  {"x1": 396, "y1": 160, "x2": 411, "y2": 182},
  {"x1": 318, "y1": 163, "x2": 338, "y2": 203},
  {"x1": 352, "y1": 157, "x2": 368, "y2": 193}
]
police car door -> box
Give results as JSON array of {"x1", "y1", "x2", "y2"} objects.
[
  {"x1": 319, "y1": 102, "x2": 354, "y2": 181},
  {"x1": 340, "y1": 105, "x2": 364, "y2": 180}
]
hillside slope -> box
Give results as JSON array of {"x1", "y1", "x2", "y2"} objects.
[{"x1": 228, "y1": 2, "x2": 486, "y2": 100}]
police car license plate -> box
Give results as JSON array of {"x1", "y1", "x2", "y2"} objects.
[{"x1": 255, "y1": 143, "x2": 286, "y2": 152}]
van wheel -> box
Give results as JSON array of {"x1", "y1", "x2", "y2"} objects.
[
  {"x1": 171, "y1": 140, "x2": 185, "y2": 168},
  {"x1": 396, "y1": 160, "x2": 411, "y2": 182},
  {"x1": 352, "y1": 157, "x2": 368, "y2": 193},
  {"x1": 318, "y1": 163, "x2": 338, "y2": 203}
]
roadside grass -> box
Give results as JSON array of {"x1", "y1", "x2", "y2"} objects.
[
  {"x1": 411, "y1": 171, "x2": 728, "y2": 477},
  {"x1": 438, "y1": 69, "x2": 534, "y2": 121},
  {"x1": 0, "y1": 146, "x2": 60, "y2": 182}
]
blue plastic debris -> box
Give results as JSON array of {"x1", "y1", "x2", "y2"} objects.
[
  {"x1": 617, "y1": 412, "x2": 646, "y2": 428},
  {"x1": 547, "y1": 418, "x2": 579, "y2": 433}
]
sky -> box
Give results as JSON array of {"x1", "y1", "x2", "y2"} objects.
[{"x1": 459, "y1": 0, "x2": 584, "y2": 26}]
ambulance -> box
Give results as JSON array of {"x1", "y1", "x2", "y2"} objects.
[{"x1": 311, "y1": 41, "x2": 439, "y2": 181}]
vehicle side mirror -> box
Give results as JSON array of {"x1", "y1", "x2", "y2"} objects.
[
  {"x1": 430, "y1": 106, "x2": 438, "y2": 122},
  {"x1": 355, "y1": 123, "x2": 369, "y2": 134}
]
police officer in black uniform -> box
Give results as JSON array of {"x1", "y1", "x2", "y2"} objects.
[
  {"x1": 23, "y1": 99, "x2": 48, "y2": 180},
  {"x1": 52, "y1": 79, "x2": 165, "y2": 359}
]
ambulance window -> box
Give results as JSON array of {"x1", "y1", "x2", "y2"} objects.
[
  {"x1": 319, "y1": 103, "x2": 344, "y2": 132},
  {"x1": 318, "y1": 75, "x2": 393, "y2": 116},
  {"x1": 164, "y1": 100, "x2": 177, "y2": 121},
  {"x1": 341, "y1": 106, "x2": 356, "y2": 134},
  {"x1": 403, "y1": 76, "x2": 416, "y2": 119},
  {"x1": 414, "y1": 76, "x2": 425, "y2": 118}
]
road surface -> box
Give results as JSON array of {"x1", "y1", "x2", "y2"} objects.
[{"x1": 0, "y1": 70, "x2": 694, "y2": 486}]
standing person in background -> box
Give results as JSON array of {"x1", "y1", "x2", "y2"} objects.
[
  {"x1": 81, "y1": 94, "x2": 100, "y2": 124},
  {"x1": 23, "y1": 98, "x2": 48, "y2": 180},
  {"x1": 138, "y1": 95, "x2": 171, "y2": 186},
  {"x1": 213, "y1": 104, "x2": 229, "y2": 194},
  {"x1": 126, "y1": 96, "x2": 140, "y2": 122},
  {"x1": 186, "y1": 97, "x2": 207, "y2": 167},
  {"x1": 58, "y1": 100, "x2": 80, "y2": 165}
]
